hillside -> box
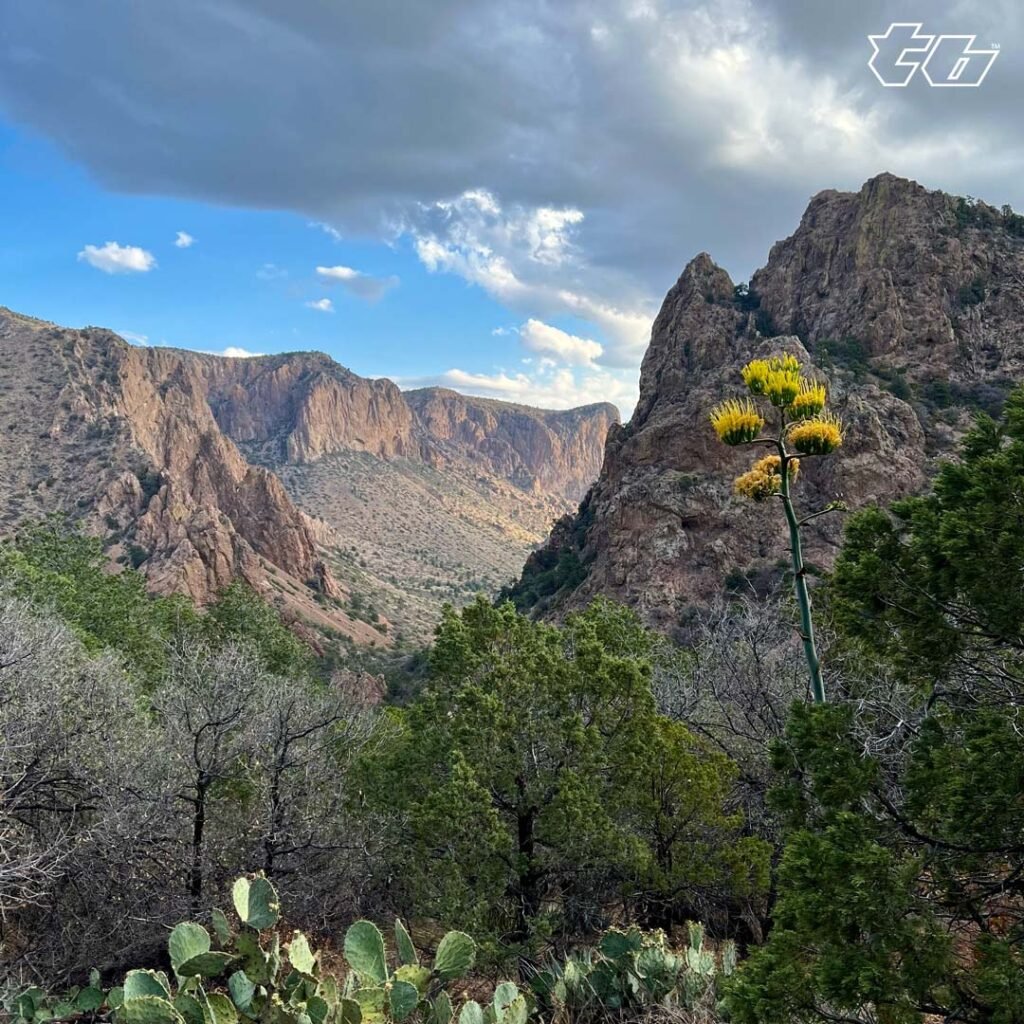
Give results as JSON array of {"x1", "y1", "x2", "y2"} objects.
[
  {"x1": 0, "y1": 310, "x2": 617, "y2": 644},
  {"x1": 506, "y1": 173, "x2": 1024, "y2": 634}
]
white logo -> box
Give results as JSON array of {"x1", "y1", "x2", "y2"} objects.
[{"x1": 868, "y1": 23, "x2": 999, "y2": 87}]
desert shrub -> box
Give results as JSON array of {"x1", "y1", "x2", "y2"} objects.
[
  {"x1": 5, "y1": 875, "x2": 488, "y2": 1024},
  {"x1": 0, "y1": 594, "x2": 375, "y2": 985},
  {"x1": 532, "y1": 923, "x2": 734, "y2": 1022}
]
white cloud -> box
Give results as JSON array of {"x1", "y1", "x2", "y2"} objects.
[
  {"x1": 408, "y1": 189, "x2": 652, "y2": 366},
  {"x1": 174, "y1": 230, "x2": 195, "y2": 248},
  {"x1": 77, "y1": 241, "x2": 156, "y2": 274},
  {"x1": 519, "y1": 318, "x2": 602, "y2": 368},
  {"x1": 117, "y1": 332, "x2": 262, "y2": 359},
  {"x1": 315, "y1": 264, "x2": 398, "y2": 302},
  {"x1": 398, "y1": 360, "x2": 637, "y2": 417},
  {"x1": 256, "y1": 262, "x2": 288, "y2": 280},
  {"x1": 305, "y1": 298, "x2": 335, "y2": 313},
  {"x1": 310, "y1": 221, "x2": 343, "y2": 241}
]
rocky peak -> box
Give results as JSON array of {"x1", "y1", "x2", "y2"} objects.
[{"x1": 506, "y1": 174, "x2": 1022, "y2": 635}]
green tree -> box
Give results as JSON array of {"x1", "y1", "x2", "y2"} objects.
[
  {"x1": 202, "y1": 580, "x2": 312, "y2": 676},
  {"x1": 359, "y1": 596, "x2": 765, "y2": 945},
  {"x1": 728, "y1": 393, "x2": 1024, "y2": 1024},
  {"x1": 0, "y1": 518, "x2": 195, "y2": 679}
]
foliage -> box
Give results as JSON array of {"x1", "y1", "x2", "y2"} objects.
[
  {"x1": 727, "y1": 392, "x2": 1024, "y2": 1023},
  {"x1": 0, "y1": 518, "x2": 196, "y2": 680},
  {"x1": 199, "y1": 581, "x2": 312, "y2": 676},
  {"x1": 357, "y1": 597, "x2": 766, "y2": 945},
  {"x1": 810, "y1": 337, "x2": 871, "y2": 379},
  {"x1": 7, "y1": 877, "x2": 482, "y2": 1024},
  {"x1": 499, "y1": 498, "x2": 596, "y2": 613},
  {"x1": 4, "y1": 970, "x2": 118, "y2": 1024},
  {"x1": 0, "y1": 520, "x2": 312, "y2": 681},
  {"x1": 0, "y1": 591, "x2": 372, "y2": 984},
  {"x1": 532, "y1": 923, "x2": 735, "y2": 1021},
  {"x1": 830, "y1": 388, "x2": 1024, "y2": 681}
]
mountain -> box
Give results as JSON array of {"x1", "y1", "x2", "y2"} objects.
[
  {"x1": 0, "y1": 309, "x2": 617, "y2": 644},
  {"x1": 506, "y1": 173, "x2": 1024, "y2": 636}
]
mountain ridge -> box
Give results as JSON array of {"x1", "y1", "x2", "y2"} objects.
[
  {"x1": 505, "y1": 173, "x2": 1024, "y2": 634},
  {"x1": 0, "y1": 307, "x2": 617, "y2": 643}
]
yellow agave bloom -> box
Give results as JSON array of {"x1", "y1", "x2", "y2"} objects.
[
  {"x1": 789, "y1": 380, "x2": 827, "y2": 419},
  {"x1": 764, "y1": 369, "x2": 801, "y2": 407},
  {"x1": 752, "y1": 453, "x2": 800, "y2": 481},
  {"x1": 741, "y1": 354, "x2": 801, "y2": 407},
  {"x1": 741, "y1": 359, "x2": 772, "y2": 395},
  {"x1": 788, "y1": 413, "x2": 844, "y2": 455},
  {"x1": 734, "y1": 467, "x2": 778, "y2": 501},
  {"x1": 710, "y1": 398, "x2": 764, "y2": 446},
  {"x1": 734, "y1": 454, "x2": 800, "y2": 502}
]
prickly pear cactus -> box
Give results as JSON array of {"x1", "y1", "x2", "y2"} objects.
[{"x1": 10, "y1": 876, "x2": 493, "y2": 1024}]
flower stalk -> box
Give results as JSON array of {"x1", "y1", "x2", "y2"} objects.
[{"x1": 709, "y1": 354, "x2": 844, "y2": 704}]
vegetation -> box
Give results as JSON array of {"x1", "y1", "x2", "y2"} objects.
[
  {"x1": 6, "y1": 390, "x2": 1024, "y2": 1024},
  {"x1": 727, "y1": 391, "x2": 1024, "y2": 1023},
  {"x1": 356, "y1": 597, "x2": 767, "y2": 946},
  {"x1": 709, "y1": 353, "x2": 845, "y2": 702}
]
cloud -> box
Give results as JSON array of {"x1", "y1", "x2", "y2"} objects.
[
  {"x1": 256, "y1": 262, "x2": 288, "y2": 280},
  {"x1": 8, "y1": 0, "x2": 1024, "y2": 382},
  {"x1": 398, "y1": 361, "x2": 637, "y2": 416},
  {"x1": 519, "y1": 318, "x2": 602, "y2": 367},
  {"x1": 174, "y1": 230, "x2": 195, "y2": 248},
  {"x1": 305, "y1": 297, "x2": 335, "y2": 313},
  {"x1": 310, "y1": 221, "x2": 343, "y2": 241},
  {"x1": 315, "y1": 264, "x2": 398, "y2": 301},
  {"x1": 117, "y1": 332, "x2": 262, "y2": 358},
  {"x1": 409, "y1": 189, "x2": 652, "y2": 366},
  {"x1": 77, "y1": 241, "x2": 156, "y2": 274}
]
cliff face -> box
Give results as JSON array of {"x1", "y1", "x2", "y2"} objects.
[
  {"x1": 200, "y1": 353, "x2": 416, "y2": 462},
  {"x1": 507, "y1": 174, "x2": 1024, "y2": 635},
  {"x1": 406, "y1": 388, "x2": 619, "y2": 502},
  {"x1": 0, "y1": 311, "x2": 615, "y2": 643}
]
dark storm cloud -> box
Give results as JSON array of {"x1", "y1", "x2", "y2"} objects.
[{"x1": 2, "y1": 0, "x2": 1022, "y2": 349}]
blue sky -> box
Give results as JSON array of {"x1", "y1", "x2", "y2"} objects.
[
  {"x1": 0, "y1": 121, "x2": 615, "y2": 400},
  {"x1": 1, "y1": 0, "x2": 1021, "y2": 418}
]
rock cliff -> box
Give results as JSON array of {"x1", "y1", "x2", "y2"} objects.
[
  {"x1": 506, "y1": 174, "x2": 1024, "y2": 635},
  {"x1": 0, "y1": 310, "x2": 615, "y2": 643},
  {"x1": 405, "y1": 388, "x2": 618, "y2": 502}
]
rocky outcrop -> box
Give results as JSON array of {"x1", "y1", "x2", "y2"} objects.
[
  {"x1": 507, "y1": 174, "x2": 1024, "y2": 636},
  {"x1": 0, "y1": 314, "x2": 365, "y2": 635},
  {"x1": 0, "y1": 309, "x2": 615, "y2": 644},
  {"x1": 200, "y1": 353, "x2": 416, "y2": 462},
  {"x1": 406, "y1": 388, "x2": 619, "y2": 502}
]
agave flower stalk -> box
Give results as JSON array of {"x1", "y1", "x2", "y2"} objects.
[{"x1": 709, "y1": 354, "x2": 844, "y2": 704}]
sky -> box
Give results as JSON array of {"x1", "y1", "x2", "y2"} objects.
[{"x1": 1, "y1": 0, "x2": 1022, "y2": 418}]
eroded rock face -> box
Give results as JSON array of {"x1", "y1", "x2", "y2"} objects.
[
  {"x1": 508, "y1": 174, "x2": 1024, "y2": 636},
  {"x1": 0, "y1": 316, "x2": 355, "y2": 633},
  {"x1": 0, "y1": 310, "x2": 616, "y2": 643},
  {"x1": 406, "y1": 388, "x2": 619, "y2": 502},
  {"x1": 201, "y1": 354, "x2": 416, "y2": 462}
]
